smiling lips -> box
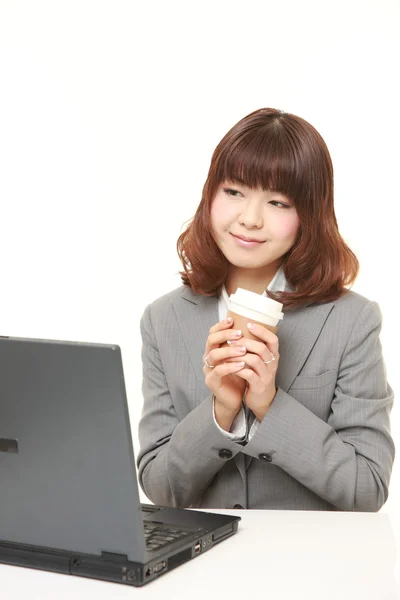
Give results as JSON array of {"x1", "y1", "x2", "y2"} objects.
[{"x1": 231, "y1": 233, "x2": 266, "y2": 247}]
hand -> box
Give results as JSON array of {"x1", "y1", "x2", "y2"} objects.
[
  {"x1": 202, "y1": 318, "x2": 247, "y2": 430},
  {"x1": 224, "y1": 322, "x2": 280, "y2": 422}
]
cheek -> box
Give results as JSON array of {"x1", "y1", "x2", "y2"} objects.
[
  {"x1": 275, "y1": 213, "x2": 300, "y2": 240},
  {"x1": 210, "y1": 197, "x2": 232, "y2": 227}
]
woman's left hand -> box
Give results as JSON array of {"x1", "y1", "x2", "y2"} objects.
[{"x1": 224, "y1": 322, "x2": 280, "y2": 422}]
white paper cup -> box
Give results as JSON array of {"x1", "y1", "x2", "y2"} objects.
[{"x1": 226, "y1": 287, "x2": 284, "y2": 339}]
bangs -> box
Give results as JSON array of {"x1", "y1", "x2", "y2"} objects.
[{"x1": 215, "y1": 126, "x2": 306, "y2": 203}]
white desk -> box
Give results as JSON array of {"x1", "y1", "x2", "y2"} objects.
[{"x1": 1, "y1": 509, "x2": 399, "y2": 600}]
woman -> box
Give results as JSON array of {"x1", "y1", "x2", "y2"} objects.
[{"x1": 137, "y1": 108, "x2": 395, "y2": 511}]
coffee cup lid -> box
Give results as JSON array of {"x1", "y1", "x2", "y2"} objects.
[{"x1": 228, "y1": 287, "x2": 284, "y2": 320}]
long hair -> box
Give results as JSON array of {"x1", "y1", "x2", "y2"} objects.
[{"x1": 177, "y1": 108, "x2": 359, "y2": 310}]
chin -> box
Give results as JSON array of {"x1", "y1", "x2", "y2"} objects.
[{"x1": 226, "y1": 255, "x2": 267, "y2": 268}]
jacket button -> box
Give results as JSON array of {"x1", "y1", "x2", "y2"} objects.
[
  {"x1": 219, "y1": 449, "x2": 233, "y2": 459},
  {"x1": 259, "y1": 453, "x2": 272, "y2": 462},
  {"x1": 233, "y1": 504, "x2": 244, "y2": 509}
]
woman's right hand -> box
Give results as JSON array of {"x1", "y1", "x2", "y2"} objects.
[{"x1": 202, "y1": 318, "x2": 247, "y2": 431}]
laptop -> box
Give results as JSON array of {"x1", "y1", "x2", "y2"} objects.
[{"x1": 0, "y1": 335, "x2": 241, "y2": 586}]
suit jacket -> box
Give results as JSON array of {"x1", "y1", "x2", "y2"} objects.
[{"x1": 137, "y1": 281, "x2": 395, "y2": 511}]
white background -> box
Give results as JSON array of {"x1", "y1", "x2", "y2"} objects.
[{"x1": 0, "y1": 0, "x2": 398, "y2": 525}]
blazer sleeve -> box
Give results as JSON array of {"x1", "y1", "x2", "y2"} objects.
[
  {"x1": 241, "y1": 300, "x2": 395, "y2": 512},
  {"x1": 136, "y1": 303, "x2": 245, "y2": 507}
]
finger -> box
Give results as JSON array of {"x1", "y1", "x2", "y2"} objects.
[
  {"x1": 205, "y1": 327, "x2": 243, "y2": 357},
  {"x1": 229, "y1": 367, "x2": 256, "y2": 385},
  {"x1": 231, "y1": 326, "x2": 279, "y2": 355},
  {"x1": 226, "y1": 337, "x2": 270, "y2": 356},
  {"x1": 207, "y1": 345, "x2": 247, "y2": 366},
  {"x1": 231, "y1": 367, "x2": 272, "y2": 396},
  {"x1": 224, "y1": 351, "x2": 279, "y2": 378},
  {"x1": 203, "y1": 361, "x2": 245, "y2": 378},
  {"x1": 208, "y1": 317, "x2": 234, "y2": 335},
  {"x1": 247, "y1": 323, "x2": 279, "y2": 346},
  {"x1": 203, "y1": 318, "x2": 235, "y2": 360}
]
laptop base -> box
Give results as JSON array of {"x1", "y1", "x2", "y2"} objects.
[{"x1": 0, "y1": 518, "x2": 239, "y2": 586}]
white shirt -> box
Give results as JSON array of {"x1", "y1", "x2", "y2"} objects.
[{"x1": 213, "y1": 264, "x2": 287, "y2": 441}]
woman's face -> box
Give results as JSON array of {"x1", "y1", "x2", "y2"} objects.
[{"x1": 210, "y1": 180, "x2": 301, "y2": 271}]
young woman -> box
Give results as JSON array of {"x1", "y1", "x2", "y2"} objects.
[{"x1": 137, "y1": 108, "x2": 395, "y2": 511}]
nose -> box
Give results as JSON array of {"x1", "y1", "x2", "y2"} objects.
[{"x1": 238, "y1": 198, "x2": 264, "y2": 229}]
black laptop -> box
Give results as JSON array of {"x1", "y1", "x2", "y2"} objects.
[{"x1": 0, "y1": 335, "x2": 240, "y2": 586}]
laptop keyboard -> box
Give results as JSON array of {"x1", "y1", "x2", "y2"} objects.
[{"x1": 144, "y1": 522, "x2": 190, "y2": 551}]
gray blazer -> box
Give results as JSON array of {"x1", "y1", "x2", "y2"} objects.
[{"x1": 137, "y1": 281, "x2": 395, "y2": 511}]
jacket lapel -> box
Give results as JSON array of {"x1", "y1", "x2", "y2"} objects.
[{"x1": 176, "y1": 283, "x2": 335, "y2": 481}]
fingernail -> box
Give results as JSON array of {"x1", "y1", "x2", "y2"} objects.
[
  {"x1": 247, "y1": 323, "x2": 254, "y2": 329},
  {"x1": 225, "y1": 317, "x2": 232, "y2": 323}
]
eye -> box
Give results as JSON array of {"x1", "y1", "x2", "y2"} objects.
[
  {"x1": 223, "y1": 187, "x2": 242, "y2": 197},
  {"x1": 223, "y1": 188, "x2": 290, "y2": 208},
  {"x1": 269, "y1": 201, "x2": 291, "y2": 209}
]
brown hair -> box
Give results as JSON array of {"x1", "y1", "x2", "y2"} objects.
[{"x1": 176, "y1": 108, "x2": 359, "y2": 310}]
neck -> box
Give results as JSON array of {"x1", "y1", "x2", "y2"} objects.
[{"x1": 225, "y1": 261, "x2": 281, "y2": 296}]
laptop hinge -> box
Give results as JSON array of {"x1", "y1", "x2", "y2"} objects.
[{"x1": 101, "y1": 551, "x2": 128, "y2": 563}]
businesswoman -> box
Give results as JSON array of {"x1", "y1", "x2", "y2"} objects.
[{"x1": 137, "y1": 108, "x2": 395, "y2": 511}]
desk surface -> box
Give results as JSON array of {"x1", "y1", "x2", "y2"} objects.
[{"x1": 1, "y1": 509, "x2": 399, "y2": 600}]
